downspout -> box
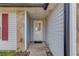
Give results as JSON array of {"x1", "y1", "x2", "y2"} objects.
[{"x1": 64, "y1": 3, "x2": 70, "y2": 56}]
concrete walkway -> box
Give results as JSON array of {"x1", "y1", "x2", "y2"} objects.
[{"x1": 28, "y1": 42, "x2": 47, "y2": 56}]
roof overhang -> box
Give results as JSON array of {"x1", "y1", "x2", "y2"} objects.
[{"x1": 0, "y1": 3, "x2": 49, "y2": 10}]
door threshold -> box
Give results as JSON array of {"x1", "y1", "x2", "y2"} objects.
[{"x1": 34, "y1": 41, "x2": 42, "y2": 43}]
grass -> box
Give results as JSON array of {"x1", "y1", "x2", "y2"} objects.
[{"x1": 0, "y1": 51, "x2": 16, "y2": 56}]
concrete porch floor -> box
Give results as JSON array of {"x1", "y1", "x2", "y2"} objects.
[{"x1": 28, "y1": 42, "x2": 49, "y2": 56}]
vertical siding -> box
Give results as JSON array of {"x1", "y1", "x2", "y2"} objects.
[
  {"x1": 0, "y1": 12, "x2": 17, "y2": 50},
  {"x1": 47, "y1": 4, "x2": 64, "y2": 56}
]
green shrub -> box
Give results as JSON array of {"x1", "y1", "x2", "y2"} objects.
[{"x1": 0, "y1": 51, "x2": 16, "y2": 56}]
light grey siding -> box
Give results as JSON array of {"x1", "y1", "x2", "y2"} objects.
[
  {"x1": 0, "y1": 12, "x2": 17, "y2": 50},
  {"x1": 47, "y1": 4, "x2": 64, "y2": 56},
  {"x1": 26, "y1": 12, "x2": 30, "y2": 48}
]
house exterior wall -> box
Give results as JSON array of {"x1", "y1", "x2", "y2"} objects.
[
  {"x1": 0, "y1": 9, "x2": 25, "y2": 51},
  {"x1": 0, "y1": 11, "x2": 17, "y2": 50},
  {"x1": 47, "y1": 4, "x2": 64, "y2": 56}
]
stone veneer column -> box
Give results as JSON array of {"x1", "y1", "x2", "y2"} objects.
[{"x1": 16, "y1": 10, "x2": 25, "y2": 51}]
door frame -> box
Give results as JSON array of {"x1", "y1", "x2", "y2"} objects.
[{"x1": 33, "y1": 20, "x2": 43, "y2": 41}]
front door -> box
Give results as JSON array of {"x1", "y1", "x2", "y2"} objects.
[{"x1": 33, "y1": 20, "x2": 43, "y2": 41}]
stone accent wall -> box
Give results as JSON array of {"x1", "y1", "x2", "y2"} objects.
[{"x1": 16, "y1": 10, "x2": 25, "y2": 51}]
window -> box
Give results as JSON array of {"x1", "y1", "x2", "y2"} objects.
[{"x1": 35, "y1": 23, "x2": 41, "y2": 31}]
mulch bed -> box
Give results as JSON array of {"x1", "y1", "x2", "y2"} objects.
[
  {"x1": 46, "y1": 51, "x2": 53, "y2": 56},
  {"x1": 16, "y1": 51, "x2": 30, "y2": 56},
  {"x1": 45, "y1": 44, "x2": 53, "y2": 56}
]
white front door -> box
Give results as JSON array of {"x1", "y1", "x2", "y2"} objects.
[{"x1": 33, "y1": 20, "x2": 43, "y2": 41}]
